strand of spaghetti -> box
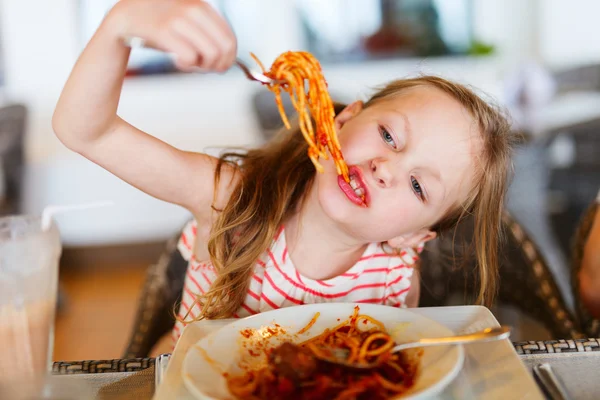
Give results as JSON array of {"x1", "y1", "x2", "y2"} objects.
[
  {"x1": 302, "y1": 324, "x2": 342, "y2": 345},
  {"x1": 358, "y1": 332, "x2": 395, "y2": 359},
  {"x1": 273, "y1": 66, "x2": 301, "y2": 130},
  {"x1": 355, "y1": 315, "x2": 386, "y2": 331},
  {"x1": 291, "y1": 75, "x2": 319, "y2": 150},
  {"x1": 273, "y1": 87, "x2": 291, "y2": 129},
  {"x1": 343, "y1": 336, "x2": 360, "y2": 364},
  {"x1": 249, "y1": 52, "x2": 266, "y2": 74},
  {"x1": 325, "y1": 332, "x2": 336, "y2": 346},
  {"x1": 278, "y1": 74, "x2": 319, "y2": 151},
  {"x1": 303, "y1": 306, "x2": 361, "y2": 345},
  {"x1": 297, "y1": 312, "x2": 320, "y2": 335},
  {"x1": 309, "y1": 150, "x2": 323, "y2": 173},
  {"x1": 304, "y1": 342, "x2": 336, "y2": 362}
]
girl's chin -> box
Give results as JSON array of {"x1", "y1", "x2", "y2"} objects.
[{"x1": 317, "y1": 185, "x2": 361, "y2": 220}]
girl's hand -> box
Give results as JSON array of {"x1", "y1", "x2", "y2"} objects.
[{"x1": 107, "y1": 0, "x2": 237, "y2": 72}]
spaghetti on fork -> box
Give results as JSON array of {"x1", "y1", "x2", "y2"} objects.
[{"x1": 251, "y1": 51, "x2": 351, "y2": 184}]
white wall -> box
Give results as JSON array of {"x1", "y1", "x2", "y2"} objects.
[
  {"x1": 472, "y1": 0, "x2": 540, "y2": 63},
  {"x1": 538, "y1": 0, "x2": 600, "y2": 68},
  {"x1": 0, "y1": 0, "x2": 596, "y2": 246}
]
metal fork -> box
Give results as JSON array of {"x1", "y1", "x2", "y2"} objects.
[
  {"x1": 315, "y1": 326, "x2": 511, "y2": 370},
  {"x1": 123, "y1": 36, "x2": 284, "y2": 84},
  {"x1": 233, "y1": 59, "x2": 285, "y2": 85}
]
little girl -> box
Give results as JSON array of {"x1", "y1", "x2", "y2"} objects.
[{"x1": 53, "y1": 0, "x2": 514, "y2": 343}]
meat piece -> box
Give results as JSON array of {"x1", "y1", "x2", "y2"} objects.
[{"x1": 269, "y1": 342, "x2": 318, "y2": 383}]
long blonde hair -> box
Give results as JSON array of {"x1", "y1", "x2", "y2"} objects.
[{"x1": 186, "y1": 75, "x2": 514, "y2": 320}]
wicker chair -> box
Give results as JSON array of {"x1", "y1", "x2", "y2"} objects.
[
  {"x1": 123, "y1": 211, "x2": 583, "y2": 358},
  {"x1": 419, "y1": 211, "x2": 582, "y2": 340},
  {"x1": 123, "y1": 235, "x2": 188, "y2": 358},
  {"x1": 0, "y1": 104, "x2": 26, "y2": 215},
  {"x1": 571, "y1": 201, "x2": 600, "y2": 338}
]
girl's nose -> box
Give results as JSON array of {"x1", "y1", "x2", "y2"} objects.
[{"x1": 370, "y1": 159, "x2": 394, "y2": 188}]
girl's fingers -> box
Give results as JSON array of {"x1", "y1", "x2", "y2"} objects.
[
  {"x1": 117, "y1": 0, "x2": 237, "y2": 72},
  {"x1": 189, "y1": 3, "x2": 237, "y2": 70},
  {"x1": 191, "y1": 21, "x2": 235, "y2": 72},
  {"x1": 170, "y1": 17, "x2": 221, "y2": 70},
  {"x1": 155, "y1": 30, "x2": 200, "y2": 71}
]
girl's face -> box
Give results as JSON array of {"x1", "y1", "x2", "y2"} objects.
[{"x1": 314, "y1": 85, "x2": 481, "y2": 247}]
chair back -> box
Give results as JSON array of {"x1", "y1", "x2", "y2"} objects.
[
  {"x1": 0, "y1": 104, "x2": 26, "y2": 214},
  {"x1": 571, "y1": 201, "x2": 600, "y2": 337},
  {"x1": 419, "y1": 211, "x2": 583, "y2": 339}
]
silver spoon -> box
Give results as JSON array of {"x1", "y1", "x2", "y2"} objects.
[
  {"x1": 314, "y1": 326, "x2": 511, "y2": 369},
  {"x1": 122, "y1": 36, "x2": 285, "y2": 85}
]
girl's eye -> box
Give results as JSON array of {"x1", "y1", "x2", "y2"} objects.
[
  {"x1": 379, "y1": 125, "x2": 396, "y2": 148},
  {"x1": 411, "y1": 176, "x2": 425, "y2": 201}
]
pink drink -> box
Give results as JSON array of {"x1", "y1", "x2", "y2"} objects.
[
  {"x1": 0, "y1": 300, "x2": 55, "y2": 380},
  {"x1": 0, "y1": 216, "x2": 61, "y2": 397}
]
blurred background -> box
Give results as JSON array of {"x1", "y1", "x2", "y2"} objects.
[{"x1": 0, "y1": 0, "x2": 599, "y2": 360}]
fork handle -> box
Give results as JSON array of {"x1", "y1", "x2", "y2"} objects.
[{"x1": 392, "y1": 326, "x2": 511, "y2": 352}]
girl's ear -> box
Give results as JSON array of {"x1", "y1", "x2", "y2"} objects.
[
  {"x1": 387, "y1": 229, "x2": 437, "y2": 249},
  {"x1": 334, "y1": 101, "x2": 363, "y2": 130}
]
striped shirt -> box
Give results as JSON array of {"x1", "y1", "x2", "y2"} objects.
[{"x1": 172, "y1": 220, "x2": 422, "y2": 343}]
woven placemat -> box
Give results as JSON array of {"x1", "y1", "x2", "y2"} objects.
[{"x1": 96, "y1": 366, "x2": 155, "y2": 400}]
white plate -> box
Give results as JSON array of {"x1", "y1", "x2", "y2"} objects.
[{"x1": 182, "y1": 303, "x2": 464, "y2": 399}]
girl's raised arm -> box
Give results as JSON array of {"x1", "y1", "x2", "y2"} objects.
[{"x1": 52, "y1": 0, "x2": 238, "y2": 216}]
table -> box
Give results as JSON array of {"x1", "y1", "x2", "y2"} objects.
[{"x1": 51, "y1": 339, "x2": 600, "y2": 399}]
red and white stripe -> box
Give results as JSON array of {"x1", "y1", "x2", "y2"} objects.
[{"x1": 172, "y1": 220, "x2": 420, "y2": 344}]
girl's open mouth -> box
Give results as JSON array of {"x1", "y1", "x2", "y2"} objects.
[{"x1": 338, "y1": 166, "x2": 370, "y2": 207}]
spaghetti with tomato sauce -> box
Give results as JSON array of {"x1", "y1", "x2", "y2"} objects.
[
  {"x1": 225, "y1": 306, "x2": 419, "y2": 399},
  {"x1": 251, "y1": 51, "x2": 355, "y2": 188}
]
